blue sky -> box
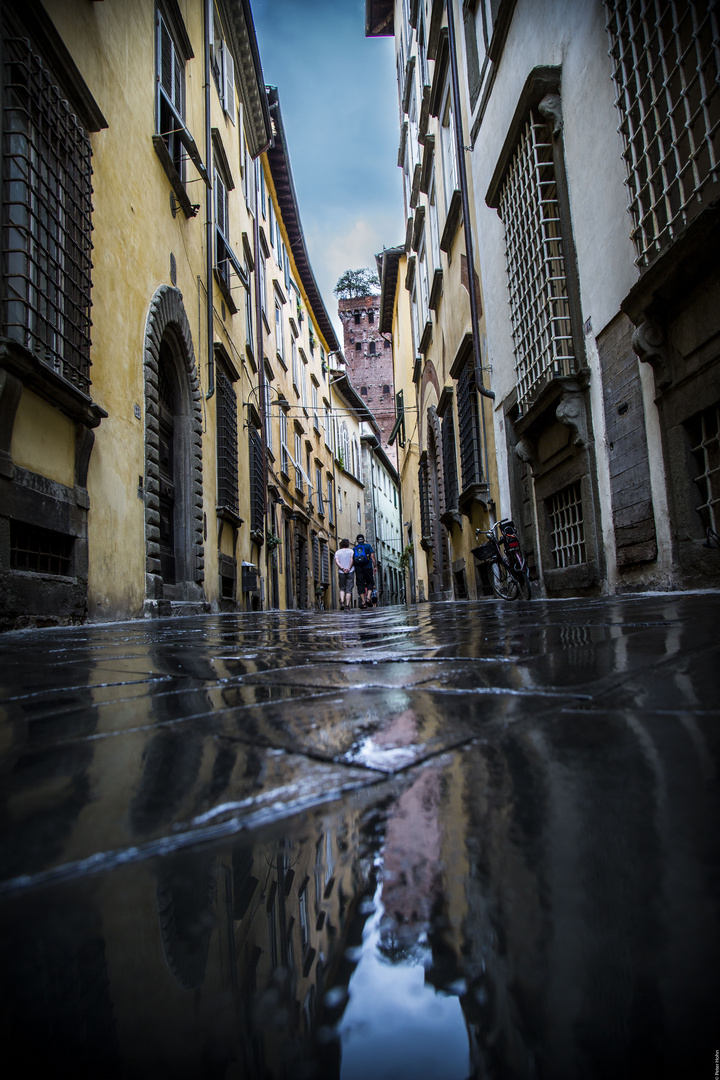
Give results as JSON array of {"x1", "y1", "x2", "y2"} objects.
[{"x1": 251, "y1": 0, "x2": 404, "y2": 341}]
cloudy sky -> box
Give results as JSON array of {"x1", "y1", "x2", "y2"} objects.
[{"x1": 252, "y1": 0, "x2": 404, "y2": 342}]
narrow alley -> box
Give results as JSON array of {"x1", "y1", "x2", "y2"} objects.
[{"x1": 1, "y1": 593, "x2": 718, "y2": 1077}]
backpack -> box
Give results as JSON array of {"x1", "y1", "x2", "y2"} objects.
[{"x1": 353, "y1": 543, "x2": 368, "y2": 564}]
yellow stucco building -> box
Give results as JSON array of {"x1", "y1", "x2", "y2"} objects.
[{"x1": 0, "y1": 0, "x2": 356, "y2": 629}]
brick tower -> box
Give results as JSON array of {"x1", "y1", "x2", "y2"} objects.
[{"x1": 338, "y1": 295, "x2": 396, "y2": 466}]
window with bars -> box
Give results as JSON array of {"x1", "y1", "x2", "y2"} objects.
[
  {"x1": 216, "y1": 367, "x2": 239, "y2": 517},
  {"x1": 498, "y1": 111, "x2": 576, "y2": 411},
  {"x1": 456, "y1": 358, "x2": 483, "y2": 490},
  {"x1": 1, "y1": 38, "x2": 93, "y2": 394},
  {"x1": 441, "y1": 407, "x2": 459, "y2": 511},
  {"x1": 10, "y1": 520, "x2": 73, "y2": 575},
  {"x1": 248, "y1": 425, "x2": 265, "y2": 539},
  {"x1": 686, "y1": 402, "x2": 720, "y2": 534},
  {"x1": 605, "y1": 0, "x2": 720, "y2": 269},
  {"x1": 547, "y1": 481, "x2": 586, "y2": 568}
]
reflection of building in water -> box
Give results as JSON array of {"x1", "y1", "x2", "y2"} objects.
[
  {"x1": 0, "y1": 793, "x2": 377, "y2": 1076},
  {"x1": 454, "y1": 711, "x2": 719, "y2": 1079}
]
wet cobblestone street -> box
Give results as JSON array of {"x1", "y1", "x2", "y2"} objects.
[{"x1": 1, "y1": 593, "x2": 718, "y2": 1078}]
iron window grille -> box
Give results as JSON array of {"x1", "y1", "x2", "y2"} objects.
[
  {"x1": 248, "y1": 425, "x2": 265, "y2": 540},
  {"x1": 216, "y1": 367, "x2": 239, "y2": 517},
  {"x1": 605, "y1": 0, "x2": 720, "y2": 269},
  {"x1": 547, "y1": 481, "x2": 586, "y2": 568},
  {"x1": 1, "y1": 38, "x2": 93, "y2": 394},
  {"x1": 498, "y1": 111, "x2": 576, "y2": 412},
  {"x1": 456, "y1": 358, "x2": 483, "y2": 489},
  {"x1": 686, "y1": 402, "x2": 720, "y2": 533},
  {"x1": 441, "y1": 407, "x2": 459, "y2": 511},
  {"x1": 10, "y1": 520, "x2": 73, "y2": 576}
]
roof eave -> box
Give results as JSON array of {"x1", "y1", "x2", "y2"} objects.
[{"x1": 265, "y1": 88, "x2": 340, "y2": 353}]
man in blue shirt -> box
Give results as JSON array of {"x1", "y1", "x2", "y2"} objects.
[{"x1": 353, "y1": 534, "x2": 377, "y2": 608}]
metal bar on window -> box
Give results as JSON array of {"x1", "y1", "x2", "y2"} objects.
[{"x1": 498, "y1": 111, "x2": 576, "y2": 411}]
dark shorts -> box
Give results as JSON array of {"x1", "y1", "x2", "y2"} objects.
[
  {"x1": 355, "y1": 562, "x2": 374, "y2": 591},
  {"x1": 338, "y1": 569, "x2": 355, "y2": 591}
]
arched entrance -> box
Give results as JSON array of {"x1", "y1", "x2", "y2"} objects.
[{"x1": 143, "y1": 286, "x2": 205, "y2": 613}]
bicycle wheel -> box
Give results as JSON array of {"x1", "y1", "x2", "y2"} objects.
[
  {"x1": 515, "y1": 568, "x2": 532, "y2": 600},
  {"x1": 490, "y1": 559, "x2": 518, "y2": 600}
]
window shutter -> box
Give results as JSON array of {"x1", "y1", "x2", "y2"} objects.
[
  {"x1": 222, "y1": 41, "x2": 235, "y2": 121},
  {"x1": 283, "y1": 244, "x2": 290, "y2": 292},
  {"x1": 160, "y1": 17, "x2": 174, "y2": 98},
  {"x1": 215, "y1": 171, "x2": 227, "y2": 238}
]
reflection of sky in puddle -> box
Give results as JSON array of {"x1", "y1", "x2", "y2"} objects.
[{"x1": 339, "y1": 879, "x2": 470, "y2": 1080}]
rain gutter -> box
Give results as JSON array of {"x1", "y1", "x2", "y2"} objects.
[{"x1": 204, "y1": 0, "x2": 215, "y2": 400}]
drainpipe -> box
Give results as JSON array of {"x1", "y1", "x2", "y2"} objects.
[
  {"x1": 204, "y1": 0, "x2": 215, "y2": 401},
  {"x1": 446, "y1": 0, "x2": 493, "y2": 489},
  {"x1": 254, "y1": 164, "x2": 268, "y2": 575}
]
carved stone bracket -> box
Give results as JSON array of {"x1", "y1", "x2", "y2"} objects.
[
  {"x1": 538, "y1": 92, "x2": 562, "y2": 135},
  {"x1": 631, "y1": 319, "x2": 671, "y2": 390},
  {"x1": 556, "y1": 388, "x2": 588, "y2": 447}
]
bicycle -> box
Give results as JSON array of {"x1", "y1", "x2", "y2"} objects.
[{"x1": 472, "y1": 518, "x2": 532, "y2": 601}]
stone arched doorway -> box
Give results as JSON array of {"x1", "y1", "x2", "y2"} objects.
[{"x1": 143, "y1": 286, "x2": 205, "y2": 614}]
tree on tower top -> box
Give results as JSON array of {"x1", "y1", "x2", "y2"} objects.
[{"x1": 333, "y1": 268, "x2": 380, "y2": 298}]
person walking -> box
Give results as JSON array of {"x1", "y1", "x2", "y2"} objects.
[
  {"x1": 353, "y1": 534, "x2": 377, "y2": 609},
  {"x1": 334, "y1": 539, "x2": 355, "y2": 610}
]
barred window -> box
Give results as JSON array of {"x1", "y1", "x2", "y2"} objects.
[
  {"x1": 216, "y1": 367, "x2": 239, "y2": 516},
  {"x1": 547, "y1": 481, "x2": 586, "y2": 568},
  {"x1": 498, "y1": 111, "x2": 576, "y2": 411},
  {"x1": 1, "y1": 38, "x2": 93, "y2": 394},
  {"x1": 686, "y1": 402, "x2": 720, "y2": 534},
  {"x1": 10, "y1": 520, "x2": 73, "y2": 576},
  {"x1": 456, "y1": 358, "x2": 483, "y2": 490},
  {"x1": 248, "y1": 425, "x2": 265, "y2": 539},
  {"x1": 441, "y1": 406, "x2": 459, "y2": 511},
  {"x1": 605, "y1": 0, "x2": 720, "y2": 268}
]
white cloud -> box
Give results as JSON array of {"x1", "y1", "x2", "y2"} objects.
[{"x1": 306, "y1": 214, "x2": 403, "y2": 343}]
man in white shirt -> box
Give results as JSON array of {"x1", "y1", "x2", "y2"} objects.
[{"x1": 334, "y1": 539, "x2": 355, "y2": 610}]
